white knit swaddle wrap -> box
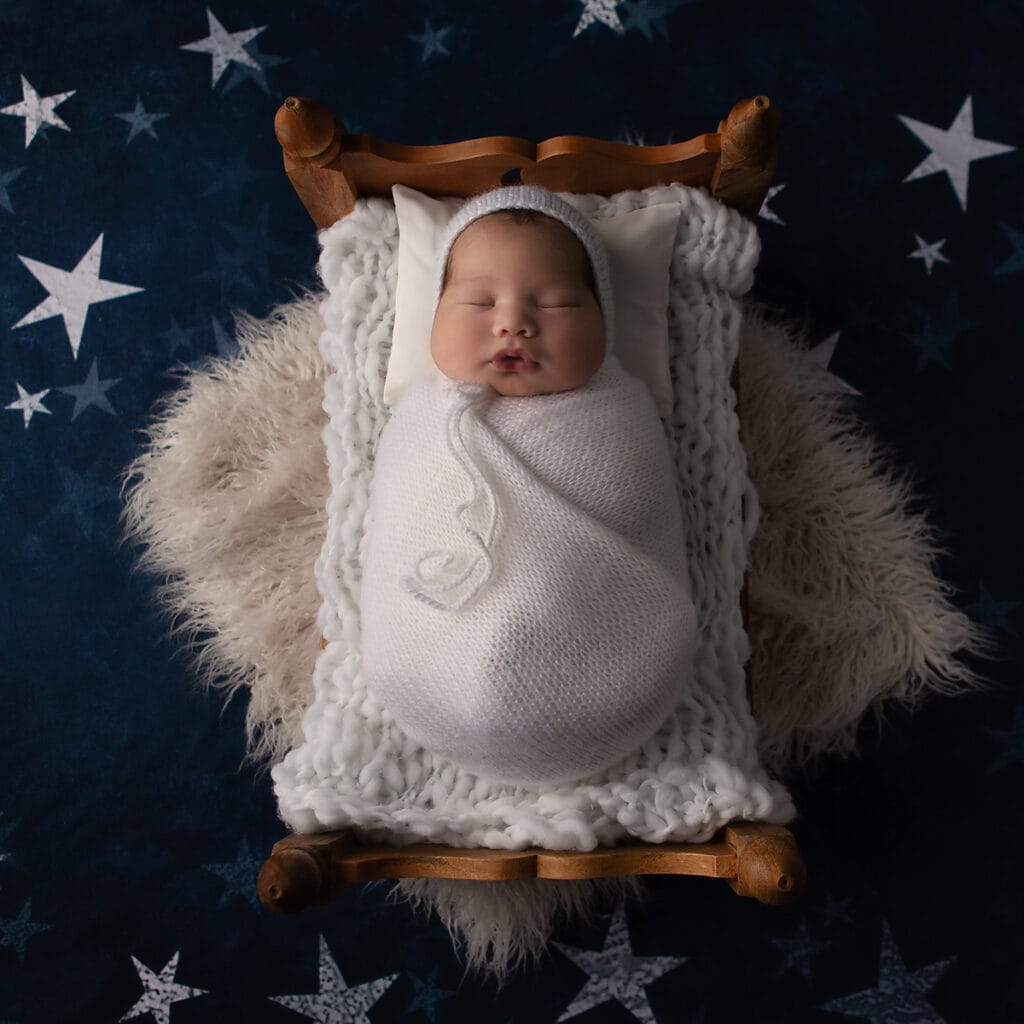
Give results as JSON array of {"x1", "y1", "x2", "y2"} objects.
[
  {"x1": 361, "y1": 357, "x2": 696, "y2": 784},
  {"x1": 272, "y1": 186, "x2": 795, "y2": 849}
]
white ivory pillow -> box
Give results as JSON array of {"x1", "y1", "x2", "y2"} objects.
[{"x1": 387, "y1": 184, "x2": 680, "y2": 416}]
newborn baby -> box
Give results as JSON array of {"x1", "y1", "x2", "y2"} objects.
[{"x1": 360, "y1": 186, "x2": 697, "y2": 785}]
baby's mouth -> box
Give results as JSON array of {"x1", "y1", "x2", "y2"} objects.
[{"x1": 491, "y1": 348, "x2": 539, "y2": 372}]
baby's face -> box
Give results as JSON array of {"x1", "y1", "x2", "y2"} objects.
[{"x1": 430, "y1": 213, "x2": 606, "y2": 397}]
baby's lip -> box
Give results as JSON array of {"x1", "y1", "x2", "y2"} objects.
[{"x1": 492, "y1": 347, "x2": 538, "y2": 367}]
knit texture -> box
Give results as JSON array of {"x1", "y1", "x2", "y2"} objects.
[
  {"x1": 432, "y1": 185, "x2": 616, "y2": 347},
  {"x1": 272, "y1": 186, "x2": 795, "y2": 848},
  {"x1": 361, "y1": 358, "x2": 697, "y2": 784}
]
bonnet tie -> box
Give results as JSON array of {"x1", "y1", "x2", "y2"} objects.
[{"x1": 402, "y1": 381, "x2": 498, "y2": 610}]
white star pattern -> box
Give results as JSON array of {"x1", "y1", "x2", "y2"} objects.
[
  {"x1": 113, "y1": 96, "x2": 169, "y2": 143},
  {"x1": 202, "y1": 836, "x2": 264, "y2": 909},
  {"x1": 759, "y1": 183, "x2": 786, "y2": 225},
  {"x1": 771, "y1": 918, "x2": 830, "y2": 982},
  {"x1": 807, "y1": 332, "x2": 861, "y2": 396},
  {"x1": 899, "y1": 96, "x2": 1016, "y2": 212},
  {"x1": 13, "y1": 234, "x2": 144, "y2": 358},
  {"x1": 820, "y1": 919, "x2": 954, "y2": 1023},
  {"x1": 57, "y1": 358, "x2": 121, "y2": 420},
  {"x1": 5, "y1": 383, "x2": 52, "y2": 428},
  {"x1": 120, "y1": 951, "x2": 207, "y2": 1024},
  {"x1": 555, "y1": 905, "x2": 688, "y2": 1022},
  {"x1": 180, "y1": 8, "x2": 264, "y2": 87},
  {"x1": 907, "y1": 233, "x2": 950, "y2": 275},
  {"x1": 1, "y1": 75, "x2": 75, "y2": 148},
  {"x1": 1, "y1": 166, "x2": 26, "y2": 213},
  {"x1": 574, "y1": 0, "x2": 625, "y2": 37},
  {"x1": 269, "y1": 934, "x2": 399, "y2": 1023},
  {"x1": 0, "y1": 899, "x2": 52, "y2": 962},
  {"x1": 409, "y1": 20, "x2": 453, "y2": 61}
]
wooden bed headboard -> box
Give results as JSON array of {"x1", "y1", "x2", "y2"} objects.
[{"x1": 274, "y1": 96, "x2": 780, "y2": 228}]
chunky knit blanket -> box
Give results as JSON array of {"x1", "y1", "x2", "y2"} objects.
[
  {"x1": 361, "y1": 358, "x2": 697, "y2": 785},
  {"x1": 272, "y1": 187, "x2": 795, "y2": 848}
]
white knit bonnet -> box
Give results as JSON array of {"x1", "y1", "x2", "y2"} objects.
[{"x1": 433, "y1": 185, "x2": 616, "y2": 348}]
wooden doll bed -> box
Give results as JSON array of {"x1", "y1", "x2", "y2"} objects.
[{"x1": 257, "y1": 95, "x2": 805, "y2": 913}]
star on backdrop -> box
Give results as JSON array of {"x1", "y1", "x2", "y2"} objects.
[
  {"x1": 898, "y1": 95, "x2": 1016, "y2": 213},
  {"x1": 197, "y1": 240, "x2": 255, "y2": 299},
  {"x1": 224, "y1": 207, "x2": 288, "y2": 283},
  {"x1": 984, "y1": 704, "x2": 1024, "y2": 773},
  {"x1": 908, "y1": 234, "x2": 950, "y2": 275},
  {"x1": 574, "y1": 0, "x2": 625, "y2": 37},
  {"x1": 807, "y1": 331, "x2": 862, "y2": 396},
  {"x1": 758, "y1": 183, "x2": 786, "y2": 225},
  {"x1": 113, "y1": 96, "x2": 169, "y2": 144},
  {"x1": 220, "y1": 39, "x2": 289, "y2": 94},
  {"x1": 55, "y1": 461, "x2": 121, "y2": 538},
  {"x1": 201, "y1": 152, "x2": 262, "y2": 200},
  {"x1": 212, "y1": 315, "x2": 239, "y2": 358},
  {"x1": 0, "y1": 900, "x2": 52, "y2": 964},
  {"x1": 409, "y1": 20, "x2": 453, "y2": 61},
  {"x1": 160, "y1": 315, "x2": 199, "y2": 360},
  {"x1": 269, "y1": 934, "x2": 399, "y2": 1023},
  {"x1": 993, "y1": 221, "x2": 1024, "y2": 276},
  {"x1": 404, "y1": 966, "x2": 458, "y2": 1021},
  {"x1": 202, "y1": 836, "x2": 264, "y2": 910},
  {"x1": 0, "y1": 813, "x2": 19, "y2": 864},
  {"x1": 0, "y1": 75, "x2": 75, "y2": 148},
  {"x1": 771, "y1": 918, "x2": 829, "y2": 983},
  {"x1": 818, "y1": 893, "x2": 856, "y2": 928},
  {"x1": 902, "y1": 290, "x2": 979, "y2": 371},
  {"x1": 119, "y1": 951, "x2": 208, "y2": 1024},
  {"x1": 555, "y1": 904, "x2": 688, "y2": 1022},
  {"x1": 13, "y1": 234, "x2": 144, "y2": 359},
  {"x1": 0, "y1": 166, "x2": 25, "y2": 213},
  {"x1": 5, "y1": 383, "x2": 52, "y2": 428},
  {"x1": 180, "y1": 8, "x2": 265, "y2": 88},
  {"x1": 56, "y1": 359, "x2": 121, "y2": 420},
  {"x1": 819, "y1": 919, "x2": 954, "y2": 1024},
  {"x1": 621, "y1": 0, "x2": 686, "y2": 40},
  {"x1": 965, "y1": 582, "x2": 1019, "y2": 636}
]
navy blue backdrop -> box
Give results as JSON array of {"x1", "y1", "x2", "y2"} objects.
[{"x1": 1, "y1": 2, "x2": 1021, "y2": 1022}]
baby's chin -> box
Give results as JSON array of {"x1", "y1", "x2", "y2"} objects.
[
  {"x1": 480, "y1": 363, "x2": 601, "y2": 397},
  {"x1": 486, "y1": 373, "x2": 562, "y2": 397}
]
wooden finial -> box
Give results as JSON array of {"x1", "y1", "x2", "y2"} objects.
[
  {"x1": 720, "y1": 95, "x2": 780, "y2": 169},
  {"x1": 711, "y1": 95, "x2": 781, "y2": 220},
  {"x1": 273, "y1": 97, "x2": 357, "y2": 227},
  {"x1": 724, "y1": 823, "x2": 806, "y2": 905},
  {"x1": 258, "y1": 848, "x2": 325, "y2": 914},
  {"x1": 254, "y1": 831, "x2": 344, "y2": 913},
  {"x1": 274, "y1": 96, "x2": 339, "y2": 160}
]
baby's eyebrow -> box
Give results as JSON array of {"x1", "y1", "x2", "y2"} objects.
[{"x1": 447, "y1": 275, "x2": 496, "y2": 286}]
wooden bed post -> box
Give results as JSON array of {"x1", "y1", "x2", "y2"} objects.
[
  {"x1": 711, "y1": 95, "x2": 780, "y2": 220},
  {"x1": 274, "y1": 96, "x2": 358, "y2": 227}
]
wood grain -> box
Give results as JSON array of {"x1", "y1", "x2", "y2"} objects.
[
  {"x1": 274, "y1": 95, "x2": 779, "y2": 227},
  {"x1": 258, "y1": 823, "x2": 805, "y2": 913}
]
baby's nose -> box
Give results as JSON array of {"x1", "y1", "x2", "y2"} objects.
[{"x1": 493, "y1": 303, "x2": 536, "y2": 337}]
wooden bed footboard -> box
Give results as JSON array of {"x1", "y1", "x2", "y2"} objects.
[{"x1": 258, "y1": 823, "x2": 805, "y2": 913}]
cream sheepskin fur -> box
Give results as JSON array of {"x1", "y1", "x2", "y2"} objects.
[{"x1": 121, "y1": 293, "x2": 995, "y2": 974}]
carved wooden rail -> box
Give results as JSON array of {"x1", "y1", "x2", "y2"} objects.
[
  {"x1": 274, "y1": 95, "x2": 780, "y2": 227},
  {"x1": 258, "y1": 823, "x2": 806, "y2": 913}
]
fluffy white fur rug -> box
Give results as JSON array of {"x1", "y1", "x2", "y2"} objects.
[{"x1": 121, "y1": 293, "x2": 994, "y2": 974}]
